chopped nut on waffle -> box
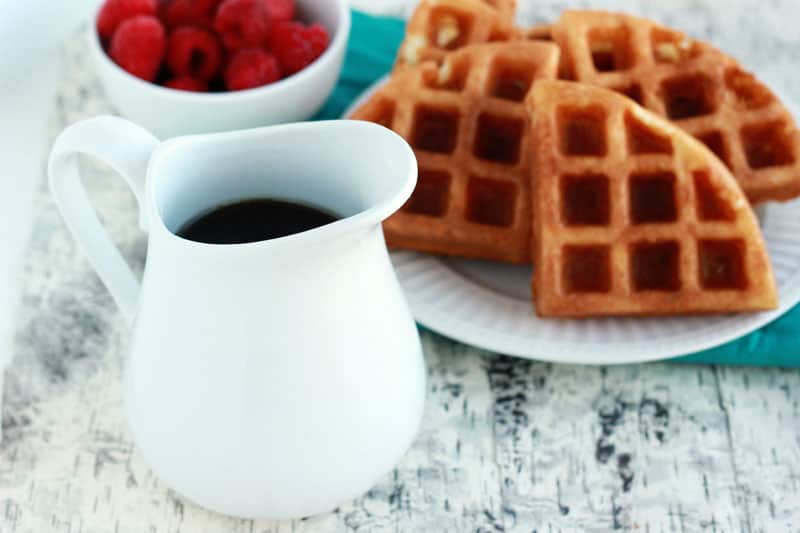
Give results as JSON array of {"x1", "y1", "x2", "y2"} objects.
[
  {"x1": 551, "y1": 10, "x2": 800, "y2": 203},
  {"x1": 352, "y1": 41, "x2": 560, "y2": 263},
  {"x1": 529, "y1": 80, "x2": 778, "y2": 317},
  {"x1": 397, "y1": 0, "x2": 519, "y2": 68}
]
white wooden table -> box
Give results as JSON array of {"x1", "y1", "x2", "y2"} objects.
[{"x1": 2, "y1": 1, "x2": 800, "y2": 531}]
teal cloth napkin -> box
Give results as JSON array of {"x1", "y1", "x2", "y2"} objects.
[{"x1": 316, "y1": 10, "x2": 800, "y2": 367}]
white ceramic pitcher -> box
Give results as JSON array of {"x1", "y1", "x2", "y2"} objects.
[{"x1": 47, "y1": 116, "x2": 426, "y2": 520}]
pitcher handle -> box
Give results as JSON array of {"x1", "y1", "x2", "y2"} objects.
[{"x1": 48, "y1": 116, "x2": 160, "y2": 325}]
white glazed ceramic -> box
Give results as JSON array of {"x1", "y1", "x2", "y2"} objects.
[
  {"x1": 47, "y1": 117, "x2": 425, "y2": 519},
  {"x1": 346, "y1": 78, "x2": 800, "y2": 365},
  {"x1": 88, "y1": 0, "x2": 351, "y2": 139}
]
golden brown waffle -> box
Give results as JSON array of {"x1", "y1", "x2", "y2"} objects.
[
  {"x1": 352, "y1": 41, "x2": 560, "y2": 263},
  {"x1": 526, "y1": 24, "x2": 553, "y2": 42},
  {"x1": 396, "y1": 0, "x2": 519, "y2": 68},
  {"x1": 551, "y1": 10, "x2": 800, "y2": 203},
  {"x1": 529, "y1": 81, "x2": 778, "y2": 317}
]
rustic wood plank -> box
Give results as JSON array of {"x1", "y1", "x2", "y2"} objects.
[
  {"x1": 484, "y1": 359, "x2": 778, "y2": 532},
  {"x1": 630, "y1": 364, "x2": 746, "y2": 532},
  {"x1": 487, "y1": 359, "x2": 643, "y2": 531},
  {"x1": 716, "y1": 366, "x2": 800, "y2": 532}
]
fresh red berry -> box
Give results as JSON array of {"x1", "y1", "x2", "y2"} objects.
[
  {"x1": 224, "y1": 48, "x2": 280, "y2": 90},
  {"x1": 262, "y1": 0, "x2": 295, "y2": 22},
  {"x1": 267, "y1": 21, "x2": 329, "y2": 75},
  {"x1": 97, "y1": 0, "x2": 157, "y2": 39},
  {"x1": 160, "y1": 0, "x2": 220, "y2": 29},
  {"x1": 165, "y1": 76, "x2": 208, "y2": 91},
  {"x1": 110, "y1": 15, "x2": 167, "y2": 82},
  {"x1": 167, "y1": 27, "x2": 223, "y2": 80},
  {"x1": 214, "y1": 0, "x2": 271, "y2": 50},
  {"x1": 306, "y1": 23, "x2": 330, "y2": 57}
]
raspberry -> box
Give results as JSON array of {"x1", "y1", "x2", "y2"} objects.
[
  {"x1": 267, "y1": 21, "x2": 329, "y2": 75},
  {"x1": 160, "y1": 0, "x2": 220, "y2": 29},
  {"x1": 262, "y1": 0, "x2": 295, "y2": 22},
  {"x1": 97, "y1": 0, "x2": 157, "y2": 39},
  {"x1": 213, "y1": 0, "x2": 271, "y2": 50},
  {"x1": 167, "y1": 27, "x2": 223, "y2": 81},
  {"x1": 306, "y1": 23, "x2": 330, "y2": 57},
  {"x1": 165, "y1": 76, "x2": 208, "y2": 91},
  {"x1": 110, "y1": 15, "x2": 167, "y2": 82},
  {"x1": 224, "y1": 48, "x2": 281, "y2": 91}
]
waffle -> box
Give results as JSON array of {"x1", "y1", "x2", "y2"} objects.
[
  {"x1": 352, "y1": 41, "x2": 560, "y2": 263},
  {"x1": 529, "y1": 80, "x2": 778, "y2": 317},
  {"x1": 526, "y1": 24, "x2": 553, "y2": 42},
  {"x1": 551, "y1": 10, "x2": 800, "y2": 203},
  {"x1": 396, "y1": 0, "x2": 519, "y2": 68}
]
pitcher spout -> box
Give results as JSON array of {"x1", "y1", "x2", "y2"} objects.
[{"x1": 147, "y1": 120, "x2": 418, "y2": 249}]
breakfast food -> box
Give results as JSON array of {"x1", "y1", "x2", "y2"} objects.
[
  {"x1": 166, "y1": 27, "x2": 223, "y2": 81},
  {"x1": 526, "y1": 24, "x2": 554, "y2": 42},
  {"x1": 165, "y1": 76, "x2": 208, "y2": 91},
  {"x1": 161, "y1": 0, "x2": 219, "y2": 28},
  {"x1": 264, "y1": 0, "x2": 296, "y2": 22},
  {"x1": 109, "y1": 15, "x2": 166, "y2": 83},
  {"x1": 551, "y1": 10, "x2": 800, "y2": 203},
  {"x1": 98, "y1": 0, "x2": 158, "y2": 39},
  {"x1": 97, "y1": 0, "x2": 330, "y2": 91},
  {"x1": 213, "y1": 0, "x2": 271, "y2": 50},
  {"x1": 268, "y1": 20, "x2": 331, "y2": 75},
  {"x1": 529, "y1": 81, "x2": 778, "y2": 316},
  {"x1": 224, "y1": 48, "x2": 282, "y2": 91},
  {"x1": 353, "y1": 41, "x2": 560, "y2": 263},
  {"x1": 348, "y1": 2, "x2": 793, "y2": 317},
  {"x1": 396, "y1": 0, "x2": 519, "y2": 68}
]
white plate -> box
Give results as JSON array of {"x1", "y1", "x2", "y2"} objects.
[{"x1": 345, "y1": 78, "x2": 800, "y2": 365}]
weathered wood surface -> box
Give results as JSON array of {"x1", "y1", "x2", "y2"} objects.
[{"x1": 3, "y1": 1, "x2": 800, "y2": 531}]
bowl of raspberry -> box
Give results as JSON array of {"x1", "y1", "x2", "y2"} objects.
[{"x1": 89, "y1": 0, "x2": 350, "y2": 138}]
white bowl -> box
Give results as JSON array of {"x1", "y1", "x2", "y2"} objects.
[{"x1": 88, "y1": 0, "x2": 351, "y2": 138}]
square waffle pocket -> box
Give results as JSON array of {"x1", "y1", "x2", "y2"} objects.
[
  {"x1": 551, "y1": 10, "x2": 800, "y2": 203},
  {"x1": 352, "y1": 41, "x2": 560, "y2": 263},
  {"x1": 530, "y1": 81, "x2": 778, "y2": 317}
]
